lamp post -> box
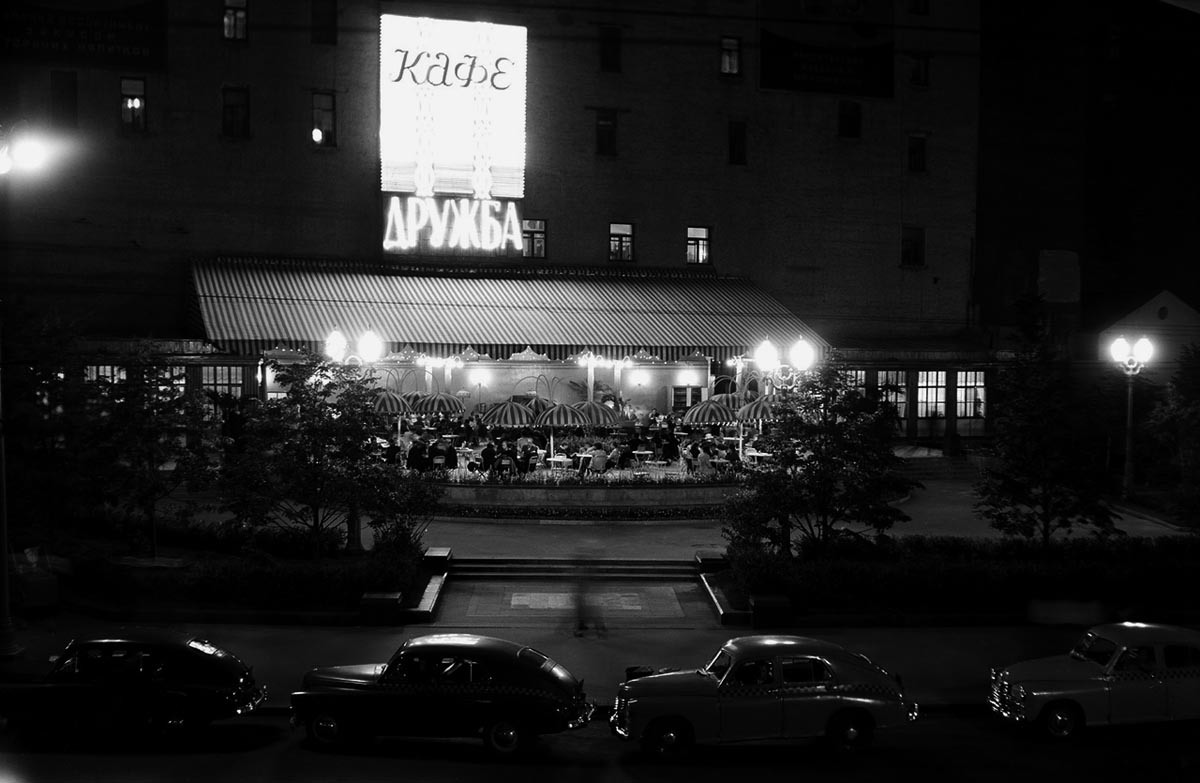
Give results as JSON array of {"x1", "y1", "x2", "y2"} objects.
[
  {"x1": 1109, "y1": 336, "x2": 1153, "y2": 500},
  {"x1": 751, "y1": 338, "x2": 816, "y2": 393},
  {"x1": 0, "y1": 121, "x2": 59, "y2": 658}
]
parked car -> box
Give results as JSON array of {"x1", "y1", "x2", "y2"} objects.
[
  {"x1": 290, "y1": 633, "x2": 593, "y2": 754},
  {"x1": 610, "y1": 634, "x2": 918, "y2": 756},
  {"x1": 990, "y1": 621, "x2": 1200, "y2": 739},
  {"x1": 0, "y1": 631, "x2": 266, "y2": 739}
]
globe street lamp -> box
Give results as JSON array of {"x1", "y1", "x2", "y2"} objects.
[
  {"x1": 1110, "y1": 336, "x2": 1153, "y2": 500},
  {"x1": 751, "y1": 338, "x2": 816, "y2": 393}
]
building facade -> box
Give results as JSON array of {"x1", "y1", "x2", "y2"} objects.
[{"x1": 1, "y1": 0, "x2": 985, "y2": 443}]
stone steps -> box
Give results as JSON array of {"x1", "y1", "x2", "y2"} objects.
[{"x1": 449, "y1": 556, "x2": 698, "y2": 581}]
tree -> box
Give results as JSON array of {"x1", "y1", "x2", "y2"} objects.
[
  {"x1": 1147, "y1": 343, "x2": 1200, "y2": 515},
  {"x1": 722, "y1": 360, "x2": 917, "y2": 560},
  {"x1": 218, "y1": 353, "x2": 396, "y2": 558},
  {"x1": 973, "y1": 342, "x2": 1117, "y2": 548},
  {"x1": 80, "y1": 345, "x2": 218, "y2": 559}
]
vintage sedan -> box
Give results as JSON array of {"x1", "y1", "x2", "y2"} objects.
[
  {"x1": 610, "y1": 635, "x2": 918, "y2": 756},
  {"x1": 990, "y1": 621, "x2": 1200, "y2": 738},
  {"x1": 0, "y1": 632, "x2": 266, "y2": 739},
  {"x1": 290, "y1": 633, "x2": 593, "y2": 754}
]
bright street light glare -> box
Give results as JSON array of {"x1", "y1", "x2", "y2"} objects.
[
  {"x1": 11, "y1": 136, "x2": 48, "y2": 171},
  {"x1": 1109, "y1": 336, "x2": 1131, "y2": 363},
  {"x1": 0, "y1": 150, "x2": 11, "y2": 176},
  {"x1": 312, "y1": 128, "x2": 323, "y2": 144},
  {"x1": 324, "y1": 329, "x2": 348, "y2": 362},
  {"x1": 1133, "y1": 337, "x2": 1154, "y2": 364},
  {"x1": 788, "y1": 339, "x2": 815, "y2": 371},
  {"x1": 357, "y1": 330, "x2": 384, "y2": 363},
  {"x1": 753, "y1": 340, "x2": 780, "y2": 373}
]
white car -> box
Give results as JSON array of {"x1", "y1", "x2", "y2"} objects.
[
  {"x1": 610, "y1": 635, "x2": 918, "y2": 756},
  {"x1": 990, "y1": 621, "x2": 1200, "y2": 738}
]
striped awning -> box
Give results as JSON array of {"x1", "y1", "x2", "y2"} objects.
[{"x1": 193, "y1": 258, "x2": 827, "y2": 362}]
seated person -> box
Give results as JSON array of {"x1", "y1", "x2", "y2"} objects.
[
  {"x1": 587, "y1": 444, "x2": 609, "y2": 472},
  {"x1": 660, "y1": 436, "x2": 680, "y2": 464}
]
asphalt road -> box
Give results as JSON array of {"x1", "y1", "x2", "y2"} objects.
[{"x1": 2, "y1": 709, "x2": 1198, "y2": 783}]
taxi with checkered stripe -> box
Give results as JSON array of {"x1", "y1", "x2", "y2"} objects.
[
  {"x1": 990, "y1": 621, "x2": 1200, "y2": 739},
  {"x1": 610, "y1": 634, "x2": 918, "y2": 756},
  {"x1": 290, "y1": 634, "x2": 593, "y2": 754}
]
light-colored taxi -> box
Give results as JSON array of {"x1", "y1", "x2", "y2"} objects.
[
  {"x1": 990, "y1": 622, "x2": 1200, "y2": 738},
  {"x1": 610, "y1": 635, "x2": 918, "y2": 756}
]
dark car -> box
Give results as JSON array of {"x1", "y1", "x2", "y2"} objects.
[
  {"x1": 290, "y1": 633, "x2": 593, "y2": 754},
  {"x1": 0, "y1": 631, "x2": 266, "y2": 739}
]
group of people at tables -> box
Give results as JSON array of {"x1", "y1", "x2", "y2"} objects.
[{"x1": 380, "y1": 410, "x2": 758, "y2": 477}]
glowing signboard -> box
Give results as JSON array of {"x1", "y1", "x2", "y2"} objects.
[
  {"x1": 383, "y1": 195, "x2": 522, "y2": 252},
  {"x1": 380, "y1": 15, "x2": 527, "y2": 200}
]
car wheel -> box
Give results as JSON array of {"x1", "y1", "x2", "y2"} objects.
[
  {"x1": 1039, "y1": 702, "x2": 1083, "y2": 740},
  {"x1": 826, "y1": 710, "x2": 875, "y2": 752},
  {"x1": 640, "y1": 718, "x2": 694, "y2": 759},
  {"x1": 306, "y1": 713, "x2": 344, "y2": 747},
  {"x1": 482, "y1": 717, "x2": 527, "y2": 756}
]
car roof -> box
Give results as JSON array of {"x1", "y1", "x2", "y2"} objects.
[
  {"x1": 1090, "y1": 622, "x2": 1200, "y2": 647},
  {"x1": 72, "y1": 630, "x2": 202, "y2": 648},
  {"x1": 723, "y1": 635, "x2": 849, "y2": 659},
  {"x1": 402, "y1": 634, "x2": 528, "y2": 657}
]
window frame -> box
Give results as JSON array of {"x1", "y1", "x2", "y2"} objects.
[
  {"x1": 909, "y1": 53, "x2": 930, "y2": 87},
  {"x1": 311, "y1": 90, "x2": 337, "y2": 147},
  {"x1": 222, "y1": 86, "x2": 251, "y2": 139},
  {"x1": 522, "y1": 219, "x2": 547, "y2": 258},
  {"x1": 916, "y1": 371, "x2": 946, "y2": 419},
  {"x1": 671, "y1": 385, "x2": 704, "y2": 412},
  {"x1": 956, "y1": 370, "x2": 986, "y2": 419},
  {"x1": 223, "y1": 0, "x2": 248, "y2": 41},
  {"x1": 720, "y1": 36, "x2": 741, "y2": 75},
  {"x1": 120, "y1": 77, "x2": 147, "y2": 133},
  {"x1": 608, "y1": 222, "x2": 634, "y2": 262},
  {"x1": 686, "y1": 226, "x2": 711, "y2": 265},
  {"x1": 879, "y1": 370, "x2": 908, "y2": 420}
]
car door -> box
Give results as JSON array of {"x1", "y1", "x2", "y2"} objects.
[
  {"x1": 1163, "y1": 644, "x2": 1200, "y2": 720},
  {"x1": 718, "y1": 657, "x2": 782, "y2": 742},
  {"x1": 780, "y1": 656, "x2": 839, "y2": 738},
  {"x1": 376, "y1": 651, "x2": 440, "y2": 736},
  {"x1": 1108, "y1": 645, "x2": 1168, "y2": 724}
]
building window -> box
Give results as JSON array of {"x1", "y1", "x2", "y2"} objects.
[
  {"x1": 907, "y1": 134, "x2": 927, "y2": 172},
  {"x1": 85, "y1": 365, "x2": 126, "y2": 385},
  {"x1": 609, "y1": 222, "x2": 634, "y2": 262},
  {"x1": 312, "y1": 91, "x2": 336, "y2": 147},
  {"x1": 599, "y1": 26, "x2": 622, "y2": 72},
  {"x1": 728, "y1": 120, "x2": 747, "y2": 165},
  {"x1": 720, "y1": 36, "x2": 741, "y2": 75},
  {"x1": 311, "y1": 0, "x2": 337, "y2": 45},
  {"x1": 224, "y1": 0, "x2": 247, "y2": 40},
  {"x1": 909, "y1": 0, "x2": 930, "y2": 15},
  {"x1": 202, "y1": 366, "x2": 245, "y2": 416},
  {"x1": 686, "y1": 227, "x2": 710, "y2": 265},
  {"x1": 121, "y1": 77, "x2": 146, "y2": 132},
  {"x1": 917, "y1": 371, "x2": 946, "y2": 419},
  {"x1": 837, "y1": 99, "x2": 861, "y2": 138},
  {"x1": 901, "y1": 225, "x2": 926, "y2": 268},
  {"x1": 672, "y1": 386, "x2": 704, "y2": 412},
  {"x1": 50, "y1": 70, "x2": 78, "y2": 130},
  {"x1": 957, "y1": 371, "x2": 986, "y2": 419},
  {"x1": 596, "y1": 108, "x2": 618, "y2": 156},
  {"x1": 156, "y1": 366, "x2": 188, "y2": 398},
  {"x1": 848, "y1": 370, "x2": 867, "y2": 395},
  {"x1": 222, "y1": 87, "x2": 250, "y2": 138},
  {"x1": 879, "y1": 370, "x2": 907, "y2": 420},
  {"x1": 910, "y1": 54, "x2": 930, "y2": 87},
  {"x1": 522, "y1": 219, "x2": 546, "y2": 258}
]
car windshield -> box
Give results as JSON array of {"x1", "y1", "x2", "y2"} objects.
[
  {"x1": 1070, "y1": 633, "x2": 1118, "y2": 666},
  {"x1": 704, "y1": 650, "x2": 733, "y2": 680}
]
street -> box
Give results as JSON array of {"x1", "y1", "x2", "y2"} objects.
[{"x1": 2, "y1": 709, "x2": 1198, "y2": 783}]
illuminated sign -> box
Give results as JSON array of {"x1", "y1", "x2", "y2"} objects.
[
  {"x1": 383, "y1": 195, "x2": 522, "y2": 253},
  {"x1": 379, "y1": 15, "x2": 527, "y2": 200}
]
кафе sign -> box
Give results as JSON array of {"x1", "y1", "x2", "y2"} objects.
[{"x1": 379, "y1": 15, "x2": 527, "y2": 255}]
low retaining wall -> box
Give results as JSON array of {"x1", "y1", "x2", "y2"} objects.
[{"x1": 438, "y1": 483, "x2": 737, "y2": 508}]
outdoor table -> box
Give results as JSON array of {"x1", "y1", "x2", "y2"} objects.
[
  {"x1": 549, "y1": 455, "x2": 572, "y2": 472},
  {"x1": 711, "y1": 458, "x2": 730, "y2": 472},
  {"x1": 632, "y1": 450, "x2": 654, "y2": 468},
  {"x1": 744, "y1": 451, "x2": 773, "y2": 465}
]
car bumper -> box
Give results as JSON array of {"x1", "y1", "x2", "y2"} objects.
[{"x1": 234, "y1": 686, "x2": 267, "y2": 716}]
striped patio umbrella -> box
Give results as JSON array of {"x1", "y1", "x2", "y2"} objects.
[
  {"x1": 400, "y1": 391, "x2": 424, "y2": 405},
  {"x1": 481, "y1": 400, "x2": 535, "y2": 427},
  {"x1": 681, "y1": 399, "x2": 737, "y2": 425},
  {"x1": 411, "y1": 391, "x2": 466, "y2": 415},
  {"x1": 735, "y1": 395, "x2": 779, "y2": 422},
  {"x1": 373, "y1": 389, "x2": 413, "y2": 414},
  {"x1": 571, "y1": 400, "x2": 620, "y2": 426},
  {"x1": 525, "y1": 395, "x2": 554, "y2": 415},
  {"x1": 534, "y1": 403, "x2": 591, "y2": 457}
]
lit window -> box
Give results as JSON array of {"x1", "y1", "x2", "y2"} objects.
[
  {"x1": 957, "y1": 371, "x2": 986, "y2": 419},
  {"x1": 901, "y1": 226, "x2": 925, "y2": 267},
  {"x1": 202, "y1": 366, "x2": 245, "y2": 418},
  {"x1": 312, "y1": 91, "x2": 336, "y2": 147},
  {"x1": 837, "y1": 99, "x2": 861, "y2": 138},
  {"x1": 609, "y1": 222, "x2": 634, "y2": 262},
  {"x1": 917, "y1": 371, "x2": 945, "y2": 419},
  {"x1": 599, "y1": 26, "x2": 622, "y2": 72},
  {"x1": 222, "y1": 87, "x2": 250, "y2": 138},
  {"x1": 121, "y1": 77, "x2": 146, "y2": 132},
  {"x1": 907, "y1": 134, "x2": 927, "y2": 172},
  {"x1": 720, "y1": 37, "x2": 741, "y2": 75},
  {"x1": 879, "y1": 370, "x2": 907, "y2": 420},
  {"x1": 847, "y1": 370, "x2": 867, "y2": 395},
  {"x1": 311, "y1": 0, "x2": 337, "y2": 45},
  {"x1": 686, "y1": 227, "x2": 710, "y2": 265},
  {"x1": 596, "y1": 108, "x2": 618, "y2": 156},
  {"x1": 728, "y1": 120, "x2": 747, "y2": 165},
  {"x1": 672, "y1": 386, "x2": 704, "y2": 412},
  {"x1": 522, "y1": 219, "x2": 546, "y2": 258},
  {"x1": 156, "y1": 366, "x2": 188, "y2": 398},
  {"x1": 224, "y1": 0, "x2": 247, "y2": 40},
  {"x1": 85, "y1": 365, "x2": 126, "y2": 385}
]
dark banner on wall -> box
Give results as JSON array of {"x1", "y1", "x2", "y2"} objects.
[
  {"x1": 0, "y1": 0, "x2": 166, "y2": 68},
  {"x1": 759, "y1": 0, "x2": 894, "y2": 97}
]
